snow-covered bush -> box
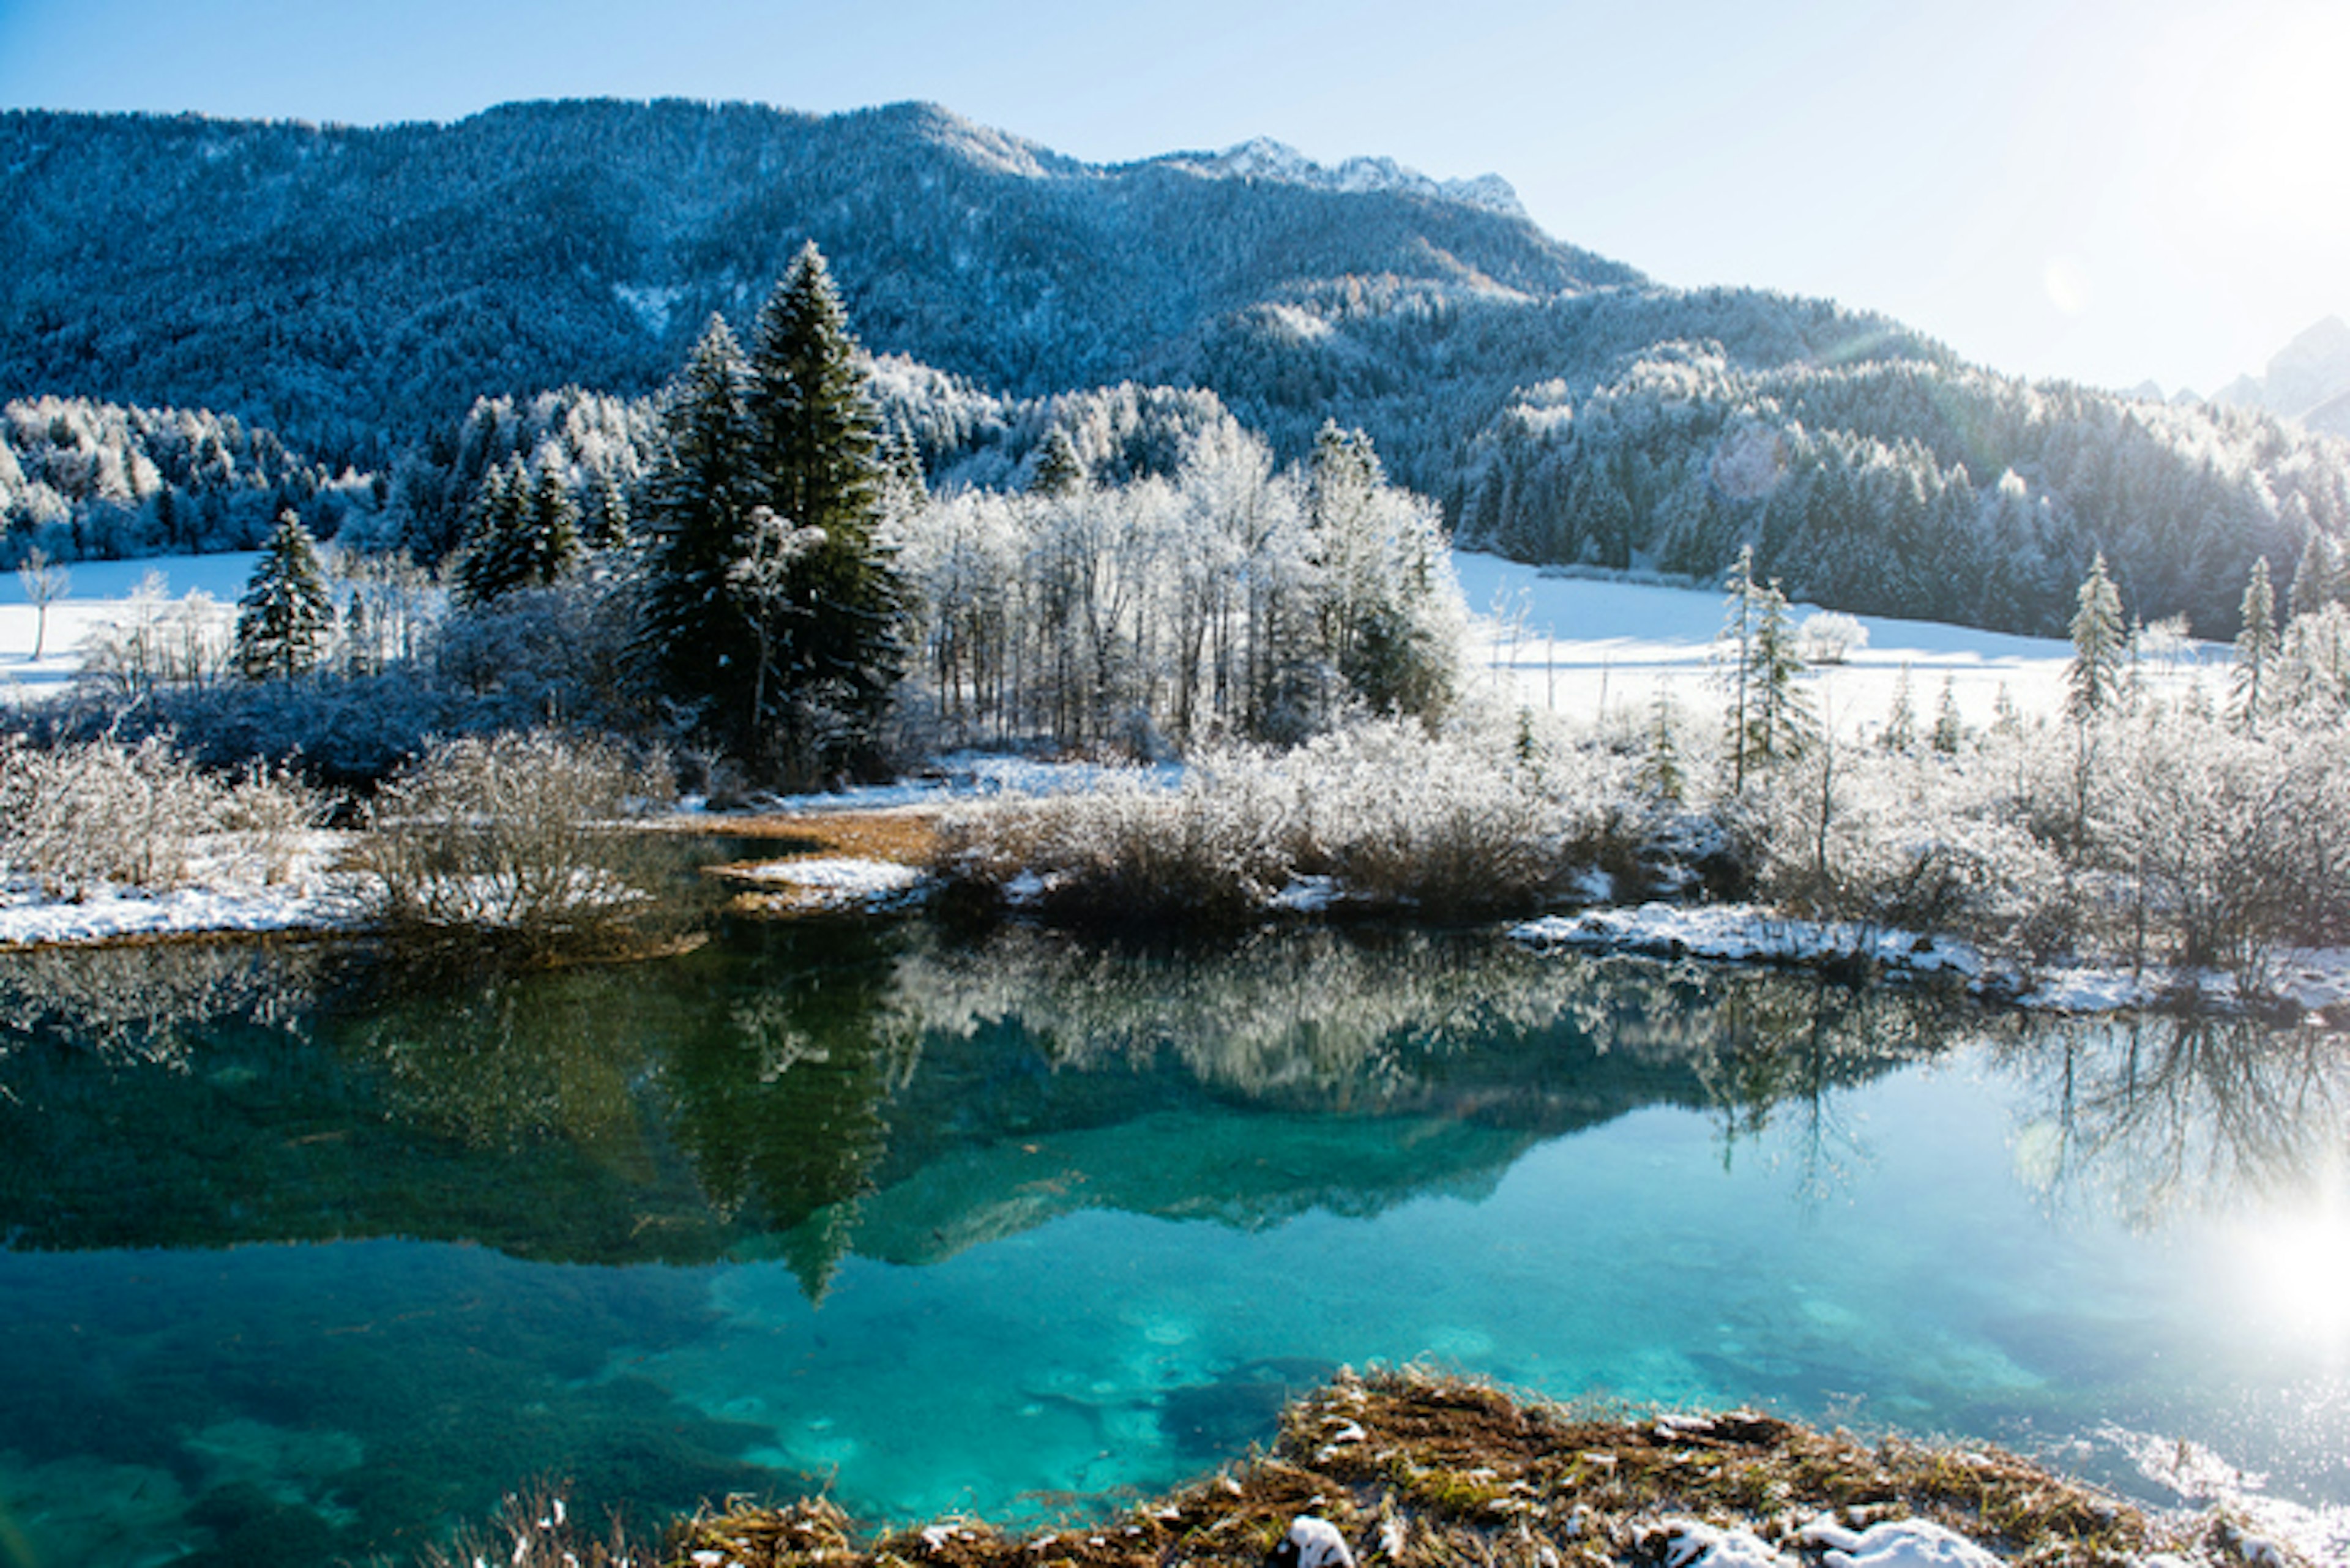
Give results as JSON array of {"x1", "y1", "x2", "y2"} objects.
[
  {"x1": 0, "y1": 733, "x2": 324, "y2": 897},
  {"x1": 1795, "y1": 610, "x2": 1867, "y2": 665},
  {"x1": 356, "y1": 728, "x2": 683, "y2": 956},
  {"x1": 1286, "y1": 720, "x2": 1569, "y2": 916},
  {"x1": 937, "y1": 755, "x2": 1296, "y2": 928},
  {"x1": 935, "y1": 717, "x2": 1604, "y2": 926}
]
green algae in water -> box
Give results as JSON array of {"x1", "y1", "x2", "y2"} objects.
[{"x1": 0, "y1": 925, "x2": 2346, "y2": 1561}]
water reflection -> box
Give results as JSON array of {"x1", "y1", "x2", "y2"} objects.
[
  {"x1": 2, "y1": 924, "x2": 2347, "y2": 1563},
  {"x1": 6, "y1": 930, "x2": 2344, "y2": 1293},
  {"x1": 0, "y1": 925, "x2": 1980, "y2": 1280},
  {"x1": 1996, "y1": 1015, "x2": 2350, "y2": 1226}
]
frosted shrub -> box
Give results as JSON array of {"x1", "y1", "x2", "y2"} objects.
[
  {"x1": 937, "y1": 756, "x2": 1296, "y2": 928},
  {"x1": 1749, "y1": 741, "x2": 2066, "y2": 957},
  {"x1": 357, "y1": 728, "x2": 683, "y2": 956},
  {"x1": 1288, "y1": 720, "x2": 1565, "y2": 916},
  {"x1": 2100, "y1": 712, "x2": 2350, "y2": 986},
  {"x1": 0, "y1": 733, "x2": 323, "y2": 897},
  {"x1": 936, "y1": 718, "x2": 1588, "y2": 925}
]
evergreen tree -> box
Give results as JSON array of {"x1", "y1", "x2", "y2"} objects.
[
  {"x1": 1029, "y1": 424, "x2": 1086, "y2": 497},
  {"x1": 234, "y1": 509, "x2": 333, "y2": 680},
  {"x1": 2065, "y1": 551, "x2": 2127, "y2": 722},
  {"x1": 636, "y1": 315, "x2": 761, "y2": 750},
  {"x1": 1638, "y1": 686, "x2": 1685, "y2": 804},
  {"x1": 2231, "y1": 556, "x2": 2278, "y2": 733},
  {"x1": 1881, "y1": 662, "x2": 1916, "y2": 752},
  {"x1": 526, "y1": 459, "x2": 582, "y2": 583},
  {"x1": 584, "y1": 468, "x2": 632, "y2": 550},
  {"x1": 1931, "y1": 674, "x2": 1964, "y2": 755},
  {"x1": 741, "y1": 242, "x2": 907, "y2": 778},
  {"x1": 2289, "y1": 530, "x2": 2337, "y2": 622},
  {"x1": 1717, "y1": 545, "x2": 1811, "y2": 788},
  {"x1": 455, "y1": 455, "x2": 531, "y2": 605}
]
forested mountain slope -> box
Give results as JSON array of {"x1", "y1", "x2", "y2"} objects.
[{"x1": 6, "y1": 97, "x2": 2348, "y2": 637}]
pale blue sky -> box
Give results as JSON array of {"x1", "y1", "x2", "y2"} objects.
[{"x1": 2, "y1": 0, "x2": 2343, "y2": 397}]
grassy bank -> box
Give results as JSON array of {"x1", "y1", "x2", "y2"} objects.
[{"x1": 450, "y1": 1372, "x2": 2308, "y2": 1568}]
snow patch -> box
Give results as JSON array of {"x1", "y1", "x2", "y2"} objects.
[
  {"x1": 0, "y1": 834, "x2": 360, "y2": 949},
  {"x1": 1512, "y1": 902, "x2": 2350, "y2": 1020},
  {"x1": 734, "y1": 856, "x2": 923, "y2": 908},
  {"x1": 1796, "y1": 1516, "x2": 2000, "y2": 1567},
  {"x1": 1656, "y1": 1518, "x2": 1788, "y2": 1567}
]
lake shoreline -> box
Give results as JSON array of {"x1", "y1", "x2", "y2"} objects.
[
  {"x1": 624, "y1": 1370, "x2": 2306, "y2": 1568},
  {"x1": 9, "y1": 802, "x2": 2349, "y2": 1029}
]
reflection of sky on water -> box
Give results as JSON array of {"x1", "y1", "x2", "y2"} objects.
[{"x1": 0, "y1": 927, "x2": 2343, "y2": 1563}]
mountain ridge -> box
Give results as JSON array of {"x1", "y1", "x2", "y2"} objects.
[{"x1": 2, "y1": 97, "x2": 2345, "y2": 639}]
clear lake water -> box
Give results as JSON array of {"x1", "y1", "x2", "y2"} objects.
[{"x1": 0, "y1": 917, "x2": 2344, "y2": 1565}]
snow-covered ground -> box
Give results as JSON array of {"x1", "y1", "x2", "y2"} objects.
[
  {"x1": 0, "y1": 551, "x2": 255, "y2": 698},
  {"x1": 1450, "y1": 553, "x2": 2221, "y2": 733},
  {"x1": 0, "y1": 831, "x2": 359, "y2": 949}
]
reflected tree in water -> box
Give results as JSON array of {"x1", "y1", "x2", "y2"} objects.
[
  {"x1": 1997, "y1": 1015, "x2": 2350, "y2": 1226},
  {"x1": 1692, "y1": 971, "x2": 1959, "y2": 1201},
  {"x1": 0, "y1": 941, "x2": 322, "y2": 1069}
]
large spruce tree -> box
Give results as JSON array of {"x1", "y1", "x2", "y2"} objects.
[
  {"x1": 636, "y1": 315, "x2": 762, "y2": 752},
  {"x1": 234, "y1": 509, "x2": 334, "y2": 680},
  {"x1": 741, "y1": 241, "x2": 906, "y2": 779}
]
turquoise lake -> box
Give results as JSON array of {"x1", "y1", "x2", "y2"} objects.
[{"x1": 0, "y1": 919, "x2": 2344, "y2": 1566}]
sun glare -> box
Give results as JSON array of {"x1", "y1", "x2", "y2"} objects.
[
  {"x1": 2227, "y1": 1168, "x2": 2350, "y2": 1353},
  {"x1": 2166, "y1": 6, "x2": 2350, "y2": 241}
]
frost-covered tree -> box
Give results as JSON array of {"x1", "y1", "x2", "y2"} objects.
[
  {"x1": 1307, "y1": 421, "x2": 1461, "y2": 722},
  {"x1": 741, "y1": 242, "x2": 907, "y2": 777},
  {"x1": 234, "y1": 509, "x2": 333, "y2": 680},
  {"x1": 1931, "y1": 674, "x2": 1964, "y2": 755},
  {"x1": 1638, "y1": 686, "x2": 1686, "y2": 804},
  {"x1": 636, "y1": 315, "x2": 762, "y2": 751},
  {"x1": 2289, "y1": 530, "x2": 2338, "y2": 622},
  {"x1": 2066, "y1": 552, "x2": 2127, "y2": 722},
  {"x1": 1717, "y1": 546, "x2": 1811, "y2": 790},
  {"x1": 16, "y1": 546, "x2": 67, "y2": 661},
  {"x1": 2231, "y1": 556, "x2": 2278, "y2": 734}
]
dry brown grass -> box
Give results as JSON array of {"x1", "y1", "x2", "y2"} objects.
[
  {"x1": 697, "y1": 807, "x2": 944, "y2": 862},
  {"x1": 695, "y1": 808, "x2": 943, "y2": 917},
  {"x1": 658, "y1": 1372, "x2": 2299, "y2": 1568}
]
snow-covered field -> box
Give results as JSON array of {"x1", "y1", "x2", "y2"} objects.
[
  {"x1": 0, "y1": 551, "x2": 255, "y2": 698},
  {"x1": 4, "y1": 547, "x2": 2208, "y2": 730},
  {"x1": 1452, "y1": 553, "x2": 2220, "y2": 731}
]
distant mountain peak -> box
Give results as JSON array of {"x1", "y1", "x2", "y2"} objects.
[
  {"x1": 1151, "y1": 136, "x2": 1527, "y2": 218},
  {"x1": 2214, "y1": 314, "x2": 2350, "y2": 435}
]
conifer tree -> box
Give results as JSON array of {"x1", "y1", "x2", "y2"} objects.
[
  {"x1": 2065, "y1": 552, "x2": 2127, "y2": 722},
  {"x1": 741, "y1": 242, "x2": 906, "y2": 778},
  {"x1": 235, "y1": 509, "x2": 333, "y2": 680},
  {"x1": 1638, "y1": 686, "x2": 1685, "y2": 804},
  {"x1": 1717, "y1": 545, "x2": 1811, "y2": 788},
  {"x1": 2289, "y1": 531, "x2": 2337, "y2": 622},
  {"x1": 1029, "y1": 424, "x2": 1086, "y2": 498},
  {"x1": 1881, "y1": 662, "x2": 1916, "y2": 752},
  {"x1": 584, "y1": 468, "x2": 632, "y2": 551},
  {"x1": 2231, "y1": 556, "x2": 2278, "y2": 733},
  {"x1": 1931, "y1": 674, "x2": 1964, "y2": 755},
  {"x1": 455, "y1": 456, "x2": 531, "y2": 605},
  {"x1": 636, "y1": 315, "x2": 761, "y2": 750}
]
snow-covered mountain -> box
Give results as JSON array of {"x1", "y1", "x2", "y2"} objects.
[
  {"x1": 1149, "y1": 136, "x2": 1527, "y2": 217},
  {"x1": 2213, "y1": 316, "x2": 2350, "y2": 435},
  {"x1": 4, "y1": 97, "x2": 2347, "y2": 640}
]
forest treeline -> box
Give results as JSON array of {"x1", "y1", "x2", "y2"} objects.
[{"x1": 8, "y1": 100, "x2": 2349, "y2": 640}]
